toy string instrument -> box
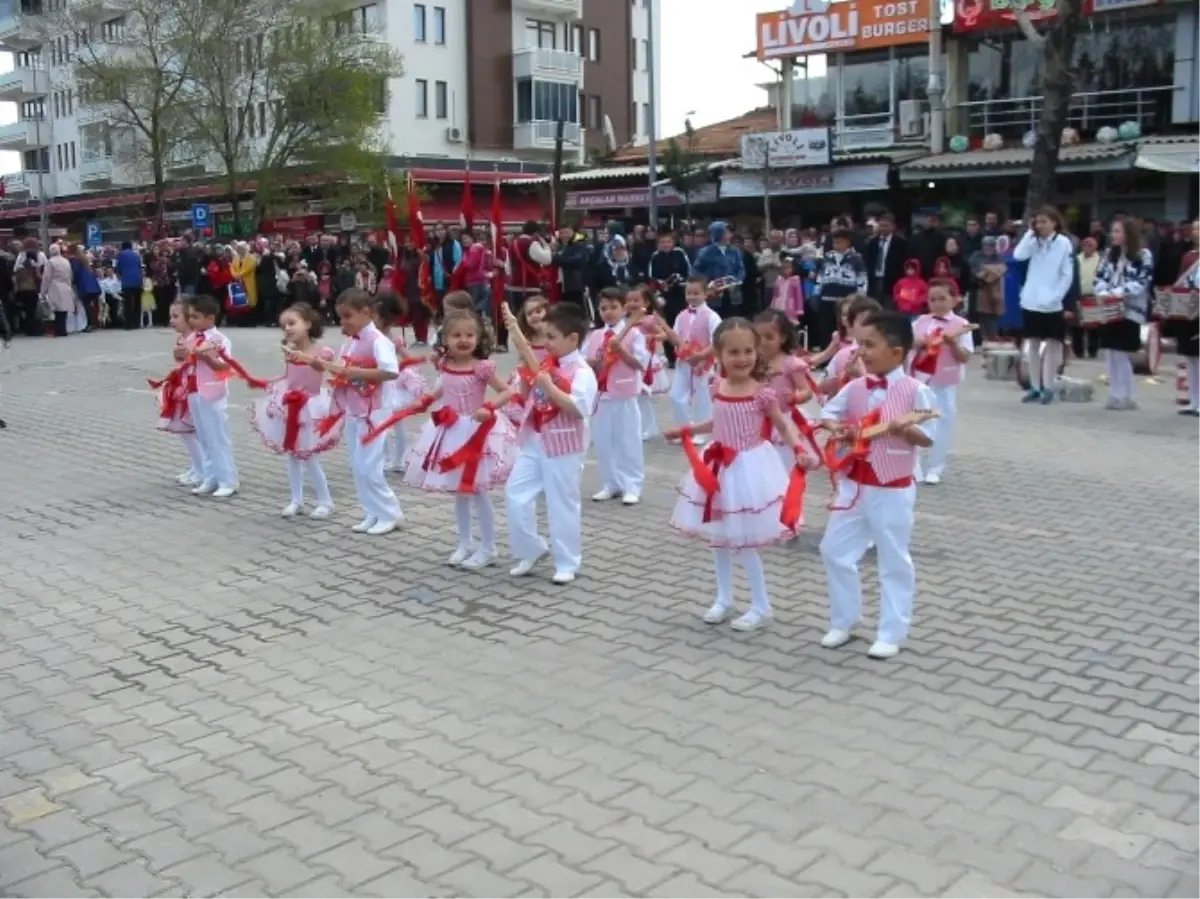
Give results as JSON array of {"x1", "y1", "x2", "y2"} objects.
[
  {"x1": 647, "y1": 273, "x2": 683, "y2": 297},
  {"x1": 594, "y1": 311, "x2": 644, "y2": 393},
  {"x1": 504, "y1": 305, "x2": 573, "y2": 427},
  {"x1": 821, "y1": 409, "x2": 941, "y2": 474},
  {"x1": 911, "y1": 323, "x2": 979, "y2": 376},
  {"x1": 707, "y1": 275, "x2": 741, "y2": 294}
]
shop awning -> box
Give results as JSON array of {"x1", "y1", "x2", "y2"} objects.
[
  {"x1": 1135, "y1": 139, "x2": 1199, "y2": 174},
  {"x1": 898, "y1": 143, "x2": 1135, "y2": 181}
]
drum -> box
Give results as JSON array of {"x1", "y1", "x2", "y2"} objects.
[
  {"x1": 1132, "y1": 321, "x2": 1162, "y2": 375},
  {"x1": 1161, "y1": 288, "x2": 1199, "y2": 321},
  {"x1": 1078, "y1": 296, "x2": 1125, "y2": 328},
  {"x1": 1053, "y1": 376, "x2": 1094, "y2": 403},
  {"x1": 984, "y1": 346, "x2": 1021, "y2": 382}
]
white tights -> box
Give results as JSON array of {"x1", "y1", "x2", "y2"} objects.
[
  {"x1": 1022, "y1": 338, "x2": 1063, "y2": 390},
  {"x1": 713, "y1": 548, "x2": 771, "y2": 616},
  {"x1": 454, "y1": 494, "x2": 496, "y2": 554},
  {"x1": 287, "y1": 456, "x2": 332, "y2": 507},
  {"x1": 1105, "y1": 349, "x2": 1135, "y2": 403}
]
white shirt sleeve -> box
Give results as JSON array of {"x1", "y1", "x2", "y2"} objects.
[
  {"x1": 820, "y1": 383, "x2": 853, "y2": 422},
  {"x1": 1012, "y1": 231, "x2": 1036, "y2": 262},
  {"x1": 570, "y1": 364, "x2": 599, "y2": 418},
  {"x1": 706, "y1": 311, "x2": 720, "y2": 339},
  {"x1": 373, "y1": 334, "x2": 400, "y2": 374},
  {"x1": 913, "y1": 382, "x2": 938, "y2": 439},
  {"x1": 630, "y1": 330, "x2": 650, "y2": 367},
  {"x1": 956, "y1": 330, "x2": 975, "y2": 355}
]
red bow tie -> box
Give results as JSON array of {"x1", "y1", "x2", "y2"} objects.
[
  {"x1": 933, "y1": 316, "x2": 949, "y2": 322},
  {"x1": 866, "y1": 376, "x2": 888, "y2": 391}
]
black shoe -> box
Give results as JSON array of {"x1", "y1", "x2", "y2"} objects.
[{"x1": 0, "y1": 418, "x2": 7, "y2": 429}]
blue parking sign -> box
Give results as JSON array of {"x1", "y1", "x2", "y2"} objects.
[
  {"x1": 191, "y1": 203, "x2": 210, "y2": 231},
  {"x1": 85, "y1": 221, "x2": 102, "y2": 248}
]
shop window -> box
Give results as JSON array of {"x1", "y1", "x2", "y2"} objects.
[{"x1": 839, "y1": 50, "x2": 890, "y2": 122}]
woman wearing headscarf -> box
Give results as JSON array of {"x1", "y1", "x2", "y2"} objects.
[
  {"x1": 968, "y1": 235, "x2": 1007, "y2": 342},
  {"x1": 41, "y1": 243, "x2": 76, "y2": 337}
]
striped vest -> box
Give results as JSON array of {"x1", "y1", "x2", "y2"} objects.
[
  {"x1": 517, "y1": 357, "x2": 590, "y2": 457},
  {"x1": 191, "y1": 329, "x2": 230, "y2": 401},
  {"x1": 584, "y1": 324, "x2": 641, "y2": 400},
  {"x1": 844, "y1": 374, "x2": 919, "y2": 483},
  {"x1": 913, "y1": 313, "x2": 969, "y2": 388}
]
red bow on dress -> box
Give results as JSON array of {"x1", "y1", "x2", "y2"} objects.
[
  {"x1": 680, "y1": 429, "x2": 737, "y2": 524},
  {"x1": 148, "y1": 366, "x2": 186, "y2": 419},
  {"x1": 437, "y1": 408, "x2": 498, "y2": 493},
  {"x1": 280, "y1": 390, "x2": 309, "y2": 453}
]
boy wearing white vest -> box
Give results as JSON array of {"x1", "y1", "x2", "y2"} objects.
[
  {"x1": 819, "y1": 310, "x2": 936, "y2": 660},
  {"x1": 910, "y1": 285, "x2": 973, "y2": 484},
  {"x1": 501, "y1": 304, "x2": 598, "y2": 585},
  {"x1": 585, "y1": 287, "x2": 649, "y2": 505},
  {"x1": 667, "y1": 276, "x2": 721, "y2": 445}
]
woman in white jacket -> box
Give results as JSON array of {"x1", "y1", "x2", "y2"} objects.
[
  {"x1": 1013, "y1": 206, "x2": 1075, "y2": 404},
  {"x1": 1093, "y1": 215, "x2": 1153, "y2": 410}
]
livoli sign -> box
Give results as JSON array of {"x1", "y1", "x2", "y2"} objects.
[
  {"x1": 757, "y1": 0, "x2": 931, "y2": 58},
  {"x1": 739, "y1": 128, "x2": 832, "y2": 169}
]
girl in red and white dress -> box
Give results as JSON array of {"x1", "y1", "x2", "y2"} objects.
[
  {"x1": 500, "y1": 295, "x2": 550, "y2": 428},
  {"x1": 401, "y1": 309, "x2": 516, "y2": 569},
  {"x1": 754, "y1": 309, "x2": 819, "y2": 470},
  {"x1": 818, "y1": 295, "x2": 880, "y2": 397},
  {"x1": 627, "y1": 284, "x2": 669, "y2": 440},
  {"x1": 910, "y1": 285, "x2": 973, "y2": 484},
  {"x1": 250, "y1": 302, "x2": 337, "y2": 519},
  {"x1": 666, "y1": 317, "x2": 819, "y2": 632},
  {"x1": 374, "y1": 292, "x2": 428, "y2": 473},
  {"x1": 152, "y1": 300, "x2": 207, "y2": 487}
]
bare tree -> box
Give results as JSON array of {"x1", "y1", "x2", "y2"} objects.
[
  {"x1": 48, "y1": 0, "x2": 213, "y2": 230},
  {"x1": 180, "y1": 0, "x2": 402, "y2": 226},
  {"x1": 1015, "y1": 0, "x2": 1084, "y2": 217}
]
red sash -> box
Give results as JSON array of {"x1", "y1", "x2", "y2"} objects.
[
  {"x1": 280, "y1": 390, "x2": 309, "y2": 453},
  {"x1": 360, "y1": 394, "x2": 435, "y2": 445},
  {"x1": 437, "y1": 409, "x2": 498, "y2": 493},
  {"x1": 148, "y1": 367, "x2": 186, "y2": 418}
]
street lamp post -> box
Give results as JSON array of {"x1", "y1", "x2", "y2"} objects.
[{"x1": 646, "y1": 0, "x2": 658, "y2": 228}]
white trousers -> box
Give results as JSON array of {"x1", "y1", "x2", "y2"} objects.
[
  {"x1": 637, "y1": 394, "x2": 659, "y2": 438},
  {"x1": 286, "y1": 456, "x2": 332, "y2": 507},
  {"x1": 188, "y1": 395, "x2": 238, "y2": 489},
  {"x1": 181, "y1": 432, "x2": 208, "y2": 477},
  {"x1": 820, "y1": 479, "x2": 917, "y2": 645},
  {"x1": 923, "y1": 385, "x2": 957, "y2": 477},
  {"x1": 506, "y1": 444, "x2": 584, "y2": 575},
  {"x1": 593, "y1": 397, "x2": 644, "y2": 496},
  {"x1": 669, "y1": 365, "x2": 713, "y2": 426},
  {"x1": 344, "y1": 417, "x2": 402, "y2": 523},
  {"x1": 388, "y1": 423, "x2": 407, "y2": 469},
  {"x1": 1105, "y1": 350, "x2": 1135, "y2": 402}
]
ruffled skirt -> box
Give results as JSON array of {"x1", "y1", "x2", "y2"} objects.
[
  {"x1": 250, "y1": 386, "x2": 340, "y2": 459},
  {"x1": 669, "y1": 442, "x2": 795, "y2": 549},
  {"x1": 155, "y1": 385, "x2": 194, "y2": 435},
  {"x1": 402, "y1": 412, "x2": 517, "y2": 494}
]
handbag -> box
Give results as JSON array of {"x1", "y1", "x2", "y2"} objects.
[{"x1": 226, "y1": 278, "x2": 248, "y2": 311}]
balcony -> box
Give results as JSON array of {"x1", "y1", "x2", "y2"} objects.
[
  {"x1": 513, "y1": 119, "x2": 582, "y2": 151},
  {"x1": 74, "y1": 0, "x2": 128, "y2": 22},
  {"x1": 954, "y1": 85, "x2": 1178, "y2": 143},
  {"x1": 77, "y1": 100, "x2": 119, "y2": 127},
  {"x1": 514, "y1": 0, "x2": 582, "y2": 18},
  {"x1": 0, "y1": 118, "x2": 45, "y2": 150},
  {"x1": 512, "y1": 47, "x2": 582, "y2": 82},
  {"x1": 0, "y1": 64, "x2": 47, "y2": 102},
  {"x1": 2, "y1": 171, "x2": 31, "y2": 197},
  {"x1": 0, "y1": 11, "x2": 43, "y2": 51},
  {"x1": 79, "y1": 153, "x2": 113, "y2": 185}
]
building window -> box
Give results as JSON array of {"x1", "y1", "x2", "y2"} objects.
[
  {"x1": 20, "y1": 99, "x2": 44, "y2": 120},
  {"x1": 586, "y1": 94, "x2": 600, "y2": 129},
  {"x1": 631, "y1": 101, "x2": 637, "y2": 134},
  {"x1": 432, "y1": 6, "x2": 445, "y2": 44},
  {"x1": 415, "y1": 78, "x2": 428, "y2": 117},
  {"x1": 435, "y1": 80, "x2": 448, "y2": 118},
  {"x1": 69, "y1": 141, "x2": 76, "y2": 168},
  {"x1": 100, "y1": 16, "x2": 125, "y2": 41},
  {"x1": 642, "y1": 102, "x2": 651, "y2": 135},
  {"x1": 413, "y1": 3, "x2": 426, "y2": 42},
  {"x1": 572, "y1": 24, "x2": 584, "y2": 56},
  {"x1": 642, "y1": 39, "x2": 649, "y2": 71},
  {"x1": 56, "y1": 144, "x2": 63, "y2": 171},
  {"x1": 630, "y1": 37, "x2": 637, "y2": 70},
  {"x1": 587, "y1": 28, "x2": 599, "y2": 62},
  {"x1": 525, "y1": 18, "x2": 556, "y2": 49},
  {"x1": 515, "y1": 78, "x2": 579, "y2": 124},
  {"x1": 23, "y1": 148, "x2": 49, "y2": 172}
]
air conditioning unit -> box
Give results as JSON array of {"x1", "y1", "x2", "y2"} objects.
[
  {"x1": 899, "y1": 100, "x2": 927, "y2": 139},
  {"x1": 446, "y1": 126, "x2": 464, "y2": 143}
]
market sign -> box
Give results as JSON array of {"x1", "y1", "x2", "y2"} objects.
[
  {"x1": 564, "y1": 183, "x2": 717, "y2": 210},
  {"x1": 739, "y1": 128, "x2": 832, "y2": 169},
  {"x1": 757, "y1": 0, "x2": 931, "y2": 59},
  {"x1": 720, "y1": 164, "x2": 889, "y2": 198}
]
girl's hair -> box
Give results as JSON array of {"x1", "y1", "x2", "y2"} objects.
[
  {"x1": 1033, "y1": 204, "x2": 1067, "y2": 234},
  {"x1": 713, "y1": 316, "x2": 768, "y2": 381},
  {"x1": 844, "y1": 295, "x2": 882, "y2": 332},
  {"x1": 753, "y1": 308, "x2": 800, "y2": 353},
  {"x1": 442, "y1": 290, "x2": 473, "y2": 314},
  {"x1": 1108, "y1": 214, "x2": 1143, "y2": 261},
  {"x1": 374, "y1": 289, "x2": 408, "y2": 327},
  {"x1": 186, "y1": 294, "x2": 220, "y2": 319},
  {"x1": 335, "y1": 287, "x2": 373, "y2": 311},
  {"x1": 285, "y1": 301, "x2": 324, "y2": 340},
  {"x1": 518, "y1": 294, "x2": 549, "y2": 339},
  {"x1": 439, "y1": 308, "x2": 492, "y2": 360},
  {"x1": 627, "y1": 283, "x2": 657, "y2": 311}
]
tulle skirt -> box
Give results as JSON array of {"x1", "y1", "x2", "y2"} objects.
[
  {"x1": 155, "y1": 385, "x2": 194, "y2": 435},
  {"x1": 402, "y1": 411, "x2": 517, "y2": 494},
  {"x1": 250, "y1": 386, "x2": 339, "y2": 459},
  {"x1": 640, "y1": 351, "x2": 670, "y2": 396},
  {"x1": 669, "y1": 442, "x2": 796, "y2": 549}
]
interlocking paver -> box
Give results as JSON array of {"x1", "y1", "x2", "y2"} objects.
[{"x1": 0, "y1": 329, "x2": 1195, "y2": 897}]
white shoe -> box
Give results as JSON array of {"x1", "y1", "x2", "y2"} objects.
[
  {"x1": 510, "y1": 553, "x2": 546, "y2": 577},
  {"x1": 447, "y1": 546, "x2": 472, "y2": 566},
  {"x1": 309, "y1": 504, "x2": 333, "y2": 520},
  {"x1": 280, "y1": 503, "x2": 301, "y2": 518},
  {"x1": 731, "y1": 609, "x2": 771, "y2": 632},
  {"x1": 191, "y1": 481, "x2": 217, "y2": 496},
  {"x1": 551, "y1": 570, "x2": 577, "y2": 585},
  {"x1": 352, "y1": 517, "x2": 378, "y2": 533},
  {"x1": 820, "y1": 628, "x2": 854, "y2": 649},
  {"x1": 461, "y1": 550, "x2": 495, "y2": 570},
  {"x1": 867, "y1": 640, "x2": 900, "y2": 659},
  {"x1": 212, "y1": 486, "x2": 237, "y2": 499},
  {"x1": 389, "y1": 462, "x2": 407, "y2": 474},
  {"x1": 621, "y1": 493, "x2": 641, "y2": 506},
  {"x1": 702, "y1": 602, "x2": 732, "y2": 625},
  {"x1": 366, "y1": 519, "x2": 398, "y2": 536},
  {"x1": 591, "y1": 488, "x2": 618, "y2": 502},
  {"x1": 924, "y1": 472, "x2": 941, "y2": 485},
  {"x1": 176, "y1": 470, "x2": 200, "y2": 486}
]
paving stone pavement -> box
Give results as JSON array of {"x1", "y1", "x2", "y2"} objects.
[{"x1": 0, "y1": 328, "x2": 1197, "y2": 899}]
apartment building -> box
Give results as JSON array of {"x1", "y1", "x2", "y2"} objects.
[{"x1": 0, "y1": 0, "x2": 658, "y2": 208}]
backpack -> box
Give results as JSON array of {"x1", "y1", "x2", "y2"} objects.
[{"x1": 15, "y1": 259, "x2": 38, "y2": 291}]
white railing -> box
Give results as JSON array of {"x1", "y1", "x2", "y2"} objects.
[
  {"x1": 79, "y1": 154, "x2": 113, "y2": 179},
  {"x1": 3, "y1": 171, "x2": 30, "y2": 192},
  {"x1": 515, "y1": 0, "x2": 583, "y2": 17},
  {"x1": 512, "y1": 47, "x2": 583, "y2": 80},
  {"x1": 956, "y1": 85, "x2": 1178, "y2": 139},
  {"x1": 513, "y1": 120, "x2": 582, "y2": 149}
]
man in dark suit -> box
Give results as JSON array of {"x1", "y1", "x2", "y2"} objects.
[{"x1": 864, "y1": 213, "x2": 908, "y2": 308}]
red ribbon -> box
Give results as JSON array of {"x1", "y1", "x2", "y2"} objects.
[
  {"x1": 912, "y1": 328, "x2": 944, "y2": 376},
  {"x1": 148, "y1": 367, "x2": 186, "y2": 419},
  {"x1": 280, "y1": 389, "x2": 309, "y2": 453},
  {"x1": 821, "y1": 408, "x2": 883, "y2": 512},
  {"x1": 780, "y1": 464, "x2": 807, "y2": 530},
  {"x1": 214, "y1": 351, "x2": 270, "y2": 390},
  {"x1": 642, "y1": 338, "x2": 658, "y2": 386},
  {"x1": 677, "y1": 342, "x2": 713, "y2": 373},
  {"x1": 680, "y1": 430, "x2": 737, "y2": 523},
  {"x1": 322, "y1": 358, "x2": 381, "y2": 437},
  {"x1": 437, "y1": 413, "x2": 498, "y2": 493},
  {"x1": 596, "y1": 332, "x2": 616, "y2": 393},
  {"x1": 360, "y1": 394, "x2": 435, "y2": 445},
  {"x1": 521, "y1": 358, "x2": 573, "y2": 430},
  {"x1": 421, "y1": 406, "x2": 459, "y2": 470}
]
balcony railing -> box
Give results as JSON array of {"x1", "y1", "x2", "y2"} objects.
[
  {"x1": 0, "y1": 118, "x2": 43, "y2": 150},
  {"x1": 0, "y1": 63, "x2": 47, "y2": 101},
  {"x1": 512, "y1": 47, "x2": 583, "y2": 81},
  {"x1": 955, "y1": 85, "x2": 1178, "y2": 141},
  {"x1": 514, "y1": 0, "x2": 583, "y2": 18},
  {"x1": 513, "y1": 119, "x2": 582, "y2": 151},
  {"x1": 79, "y1": 154, "x2": 114, "y2": 181},
  {"x1": 2, "y1": 171, "x2": 31, "y2": 194},
  {"x1": 0, "y1": 9, "x2": 43, "y2": 50}
]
